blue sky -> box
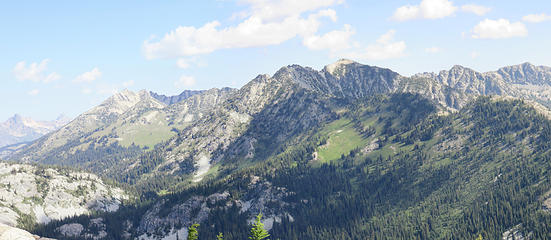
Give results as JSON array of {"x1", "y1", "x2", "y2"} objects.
[{"x1": 1, "y1": 0, "x2": 550, "y2": 120}]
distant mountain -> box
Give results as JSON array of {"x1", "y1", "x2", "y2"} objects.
[
  {"x1": 150, "y1": 90, "x2": 205, "y2": 105},
  {"x1": 407, "y1": 62, "x2": 551, "y2": 109},
  {"x1": 0, "y1": 114, "x2": 70, "y2": 148}
]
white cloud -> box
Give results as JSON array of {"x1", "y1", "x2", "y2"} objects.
[
  {"x1": 461, "y1": 4, "x2": 491, "y2": 16},
  {"x1": 174, "y1": 75, "x2": 196, "y2": 88},
  {"x1": 122, "y1": 80, "x2": 135, "y2": 87},
  {"x1": 13, "y1": 59, "x2": 60, "y2": 83},
  {"x1": 425, "y1": 47, "x2": 441, "y2": 53},
  {"x1": 392, "y1": 5, "x2": 420, "y2": 21},
  {"x1": 392, "y1": 0, "x2": 457, "y2": 21},
  {"x1": 471, "y1": 51, "x2": 480, "y2": 59},
  {"x1": 27, "y1": 89, "x2": 40, "y2": 96},
  {"x1": 303, "y1": 24, "x2": 355, "y2": 52},
  {"x1": 342, "y1": 30, "x2": 406, "y2": 60},
  {"x1": 74, "y1": 67, "x2": 102, "y2": 83},
  {"x1": 522, "y1": 13, "x2": 551, "y2": 23},
  {"x1": 392, "y1": 0, "x2": 490, "y2": 21},
  {"x1": 471, "y1": 19, "x2": 527, "y2": 39},
  {"x1": 238, "y1": 0, "x2": 342, "y2": 21},
  {"x1": 143, "y1": 0, "x2": 344, "y2": 59}
]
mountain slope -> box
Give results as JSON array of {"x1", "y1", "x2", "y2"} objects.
[
  {"x1": 8, "y1": 88, "x2": 235, "y2": 174},
  {"x1": 121, "y1": 60, "x2": 551, "y2": 186},
  {"x1": 33, "y1": 94, "x2": 551, "y2": 240}
]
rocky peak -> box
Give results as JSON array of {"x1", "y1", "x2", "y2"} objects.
[
  {"x1": 496, "y1": 62, "x2": 551, "y2": 85},
  {"x1": 94, "y1": 89, "x2": 143, "y2": 116},
  {"x1": 324, "y1": 59, "x2": 357, "y2": 76},
  {"x1": 444, "y1": 65, "x2": 479, "y2": 78},
  {"x1": 150, "y1": 90, "x2": 206, "y2": 105},
  {"x1": 4, "y1": 114, "x2": 23, "y2": 126},
  {"x1": 272, "y1": 64, "x2": 321, "y2": 90},
  {"x1": 433, "y1": 65, "x2": 488, "y2": 92},
  {"x1": 54, "y1": 114, "x2": 72, "y2": 126},
  {"x1": 138, "y1": 89, "x2": 150, "y2": 97},
  {"x1": 113, "y1": 89, "x2": 136, "y2": 100},
  {"x1": 268, "y1": 60, "x2": 400, "y2": 99}
]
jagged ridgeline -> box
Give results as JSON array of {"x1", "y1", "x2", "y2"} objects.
[{"x1": 5, "y1": 60, "x2": 551, "y2": 239}]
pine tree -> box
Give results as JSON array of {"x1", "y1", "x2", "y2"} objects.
[
  {"x1": 187, "y1": 224, "x2": 199, "y2": 240},
  {"x1": 249, "y1": 213, "x2": 270, "y2": 240},
  {"x1": 216, "y1": 232, "x2": 224, "y2": 240}
]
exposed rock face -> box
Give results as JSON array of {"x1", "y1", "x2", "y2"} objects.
[
  {"x1": 55, "y1": 218, "x2": 108, "y2": 240},
  {"x1": 502, "y1": 224, "x2": 530, "y2": 240},
  {"x1": 0, "y1": 223, "x2": 53, "y2": 240},
  {"x1": 56, "y1": 223, "x2": 83, "y2": 237},
  {"x1": 0, "y1": 114, "x2": 70, "y2": 149},
  {"x1": 0, "y1": 162, "x2": 126, "y2": 226}
]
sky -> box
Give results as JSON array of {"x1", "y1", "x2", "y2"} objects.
[{"x1": 1, "y1": 0, "x2": 551, "y2": 121}]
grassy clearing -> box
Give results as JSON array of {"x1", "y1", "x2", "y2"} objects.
[
  {"x1": 316, "y1": 119, "x2": 369, "y2": 164},
  {"x1": 118, "y1": 124, "x2": 176, "y2": 148}
]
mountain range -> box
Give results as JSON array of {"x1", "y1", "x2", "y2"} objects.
[
  {"x1": 3, "y1": 60, "x2": 551, "y2": 239},
  {"x1": 0, "y1": 114, "x2": 70, "y2": 158},
  {"x1": 8, "y1": 60, "x2": 551, "y2": 178}
]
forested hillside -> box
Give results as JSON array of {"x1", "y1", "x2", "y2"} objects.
[{"x1": 27, "y1": 94, "x2": 551, "y2": 239}]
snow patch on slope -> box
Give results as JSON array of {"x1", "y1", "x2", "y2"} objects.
[{"x1": 193, "y1": 154, "x2": 211, "y2": 182}]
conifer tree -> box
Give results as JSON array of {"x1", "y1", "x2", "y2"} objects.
[
  {"x1": 187, "y1": 224, "x2": 199, "y2": 240},
  {"x1": 249, "y1": 213, "x2": 270, "y2": 240}
]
